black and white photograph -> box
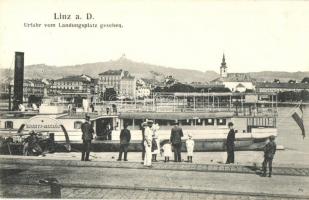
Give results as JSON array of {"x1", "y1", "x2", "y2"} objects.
[{"x1": 0, "y1": 0, "x2": 309, "y2": 199}]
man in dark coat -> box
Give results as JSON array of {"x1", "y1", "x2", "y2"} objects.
[
  {"x1": 81, "y1": 115, "x2": 94, "y2": 161},
  {"x1": 170, "y1": 121, "x2": 183, "y2": 162},
  {"x1": 226, "y1": 122, "x2": 236, "y2": 164},
  {"x1": 117, "y1": 123, "x2": 131, "y2": 161},
  {"x1": 141, "y1": 122, "x2": 147, "y2": 161},
  {"x1": 262, "y1": 135, "x2": 277, "y2": 177}
]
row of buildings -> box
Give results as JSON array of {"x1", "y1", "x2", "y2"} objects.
[
  {"x1": 1, "y1": 55, "x2": 309, "y2": 105},
  {"x1": 2, "y1": 70, "x2": 151, "y2": 104}
]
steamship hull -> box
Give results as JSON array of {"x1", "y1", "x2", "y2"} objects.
[{"x1": 0, "y1": 110, "x2": 277, "y2": 153}]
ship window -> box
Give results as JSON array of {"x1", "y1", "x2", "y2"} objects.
[
  {"x1": 5, "y1": 121, "x2": 13, "y2": 129},
  {"x1": 205, "y1": 119, "x2": 214, "y2": 126},
  {"x1": 134, "y1": 119, "x2": 143, "y2": 127},
  {"x1": 155, "y1": 119, "x2": 168, "y2": 126},
  {"x1": 217, "y1": 119, "x2": 226, "y2": 126},
  {"x1": 196, "y1": 119, "x2": 203, "y2": 126},
  {"x1": 74, "y1": 121, "x2": 83, "y2": 129},
  {"x1": 180, "y1": 119, "x2": 191, "y2": 126}
]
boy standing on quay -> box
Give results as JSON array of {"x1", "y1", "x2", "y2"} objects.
[
  {"x1": 117, "y1": 123, "x2": 131, "y2": 161},
  {"x1": 262, "y1": 135, "x2": 277, "y2": 177}
]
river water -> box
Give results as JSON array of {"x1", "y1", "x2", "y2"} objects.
[{"x1": 277, "y1": 106, "x2": 309, "y2": 149}]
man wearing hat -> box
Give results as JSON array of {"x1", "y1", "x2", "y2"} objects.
[
  {"x1": 117, "y1": 122, "x2": 131, "y2": 161},
  {"x1": 170, "y1": 120, "x2": 183, "y2": 162},
  {"x1": 226, "y1": 122, "x2": 236, "y2": 164},
  {"x1": 262, "y1": 135, "x2": 277, "y2": 177},
  {"x1": 144, "y1": 120, "x2": 153, "y2": 167},
  {"x1": 81, "y1": 115, "x2": 94, "y2": 161}
]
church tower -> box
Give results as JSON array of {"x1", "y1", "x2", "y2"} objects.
[{"x1": 220, "y1": 53, "x2": 227, "y2": 78}]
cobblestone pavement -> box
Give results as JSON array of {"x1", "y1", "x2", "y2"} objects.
[
  {"x1": 1, "y1": 155, "x2": 309, "y2": 177},
  {"x1": 1, "y1": 162, "x2": 309, "y2": 199},
  {"x1": 1, "y1": 155, "x2": 309, "y2": 199},
  {"x1": 0, "y1": 184, "x2": 306, "y2": 199}
]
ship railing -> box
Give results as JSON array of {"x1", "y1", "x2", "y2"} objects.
[{"x1": 111, "y1": 105, "x2": 277, "y2": 116}]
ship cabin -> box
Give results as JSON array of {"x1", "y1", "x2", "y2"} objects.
[
  {"x1": 0, "y1": 104, "x2": 118, "y2": 142},
  {"x1": 112, "y1": 92, "x2": 278, "y2": 141}
]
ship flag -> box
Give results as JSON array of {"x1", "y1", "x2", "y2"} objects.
[{"x1": 291, "y1": 102, "x2": 305, "y2": 138}]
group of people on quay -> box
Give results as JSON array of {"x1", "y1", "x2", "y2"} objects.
[
  {"x1": 140, "y1": 120, "x2": 196, "y2": 167},
  {"x1": 80, "y1": 115, "x2": 276, "y2": 176}
]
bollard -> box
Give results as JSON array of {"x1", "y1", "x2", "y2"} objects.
[
  {"x1": 39, "y1": 178, "x2": 61, "y2": 198},
  {"x1": 48, "y1": 133, "x2": 56, "y2": 153}
]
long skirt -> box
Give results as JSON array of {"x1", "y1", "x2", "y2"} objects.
[
  {"x1": 152, "y1": 138, "x2": 160, "y2": 155},
  {"x1": 144, "y1": 141, "x2": 152, "y2": 166}
]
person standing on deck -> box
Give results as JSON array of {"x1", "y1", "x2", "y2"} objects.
[
  {"x1": 67, "y1": 103, "x2": 72, "y2": 114},
  {"x1": 262, "y1": 135, "x2": 277, "y2": 177},
  {"x1": 144, "y1": 120, "x2": 153, "y2": 167},
  {"x1": 81, "y1": 115, "x2": 94, "y2": 161},
  {"x1": 170, "y1": 121, "x2": 183, "y2": 162},
  {"x1": 117, "y1": 122, "x2": 131, "y2": 161},
  {"x1": 106, "y1": 123, "x2": 112, "y2": 140},
  {"x1": 226, "y1": 122, "x2": 236, "y2": 164}
]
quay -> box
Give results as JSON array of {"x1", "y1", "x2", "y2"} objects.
[{"x1": 1, "y1": 153, "x2": 309, "y2": 199}]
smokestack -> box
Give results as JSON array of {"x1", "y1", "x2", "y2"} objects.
[{"x1": 13, "y1": 52, "x2": 24, "y2": 111}]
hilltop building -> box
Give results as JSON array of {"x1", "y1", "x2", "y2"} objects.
[
  {"x1": 164, "y1": 75, "x2": 178, "y2": 86},
  {"x1": 211, "y1": 54, "x2": 255, "y2": 92}
]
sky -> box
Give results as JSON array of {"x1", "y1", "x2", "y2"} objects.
[{"x1": 0, "y1": 0, "x2": 309, "y2": 73}]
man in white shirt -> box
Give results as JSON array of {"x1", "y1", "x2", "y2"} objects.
[{"x1": 143, "y1": 120, "x2": 153, "y2": 167}]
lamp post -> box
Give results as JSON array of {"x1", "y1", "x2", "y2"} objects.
[
  {"x1": 207, "y1": 88, "x2": 211, "y2": 109},
  {"x1": 201, "y1": 89, "x2": 205, "y2": 110}
]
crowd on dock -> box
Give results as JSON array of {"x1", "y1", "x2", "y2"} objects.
[{"x1": 15, "y1": 114, "x2": 277, "y2": 177}]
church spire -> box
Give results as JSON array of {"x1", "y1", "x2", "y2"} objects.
[
  {"x1": 220, "y1": 53, "x2": 227, "y2": 78},
  {"x1": 221, "y1": 53, "x2": 226, "y2": 68}
]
